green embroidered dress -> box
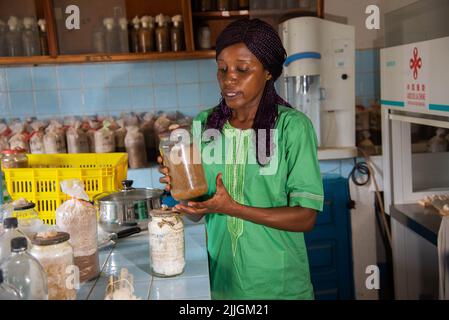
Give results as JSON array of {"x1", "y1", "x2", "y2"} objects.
[{"x1": 193, "y1": 105, "x2": 324, "y2": 300}]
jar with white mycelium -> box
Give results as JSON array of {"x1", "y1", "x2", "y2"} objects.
[{"x1": 148, "y1": 206, "x2": 185, "y2": 277}]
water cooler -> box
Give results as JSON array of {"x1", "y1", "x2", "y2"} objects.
[{"x1": 279, "y1": 17, "x2": 357, "y2": 160}]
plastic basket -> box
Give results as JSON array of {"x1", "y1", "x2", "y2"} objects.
[{"x1": 3, "y1": 153, "x2": 128, "y2": 225}]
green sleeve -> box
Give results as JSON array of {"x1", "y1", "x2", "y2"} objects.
[{"x1": 284, "y1": 112, "x2": 324, "y2": 212}]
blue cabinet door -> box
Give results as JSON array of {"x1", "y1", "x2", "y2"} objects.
[{"x1": 304, "y1": 175, "x2": 355, "y2": 300}]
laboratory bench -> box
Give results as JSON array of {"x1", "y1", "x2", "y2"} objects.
[
  {"x1": 390, "y1": 203, "x2": 442, "y2": 245},
  {"x1": 76, "y1": 221, "x2": 211, "y2": 300}
]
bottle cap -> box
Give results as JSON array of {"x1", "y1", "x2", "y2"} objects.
[
  {"x1": 132, "y1": 16, "x2": 140, "y2": 27},
  {"x1": 103, "y1": 17, "x2": 115, "y2": 30},
  {"x1": 119, "y1": 17, "x2": 128, "y2": 29},
  {"x1": 11, "y1": 237, "x2": 28, "y2": 252},
  {"x1": 3, "y1": 217, "x2": 18, "y2": 229}
]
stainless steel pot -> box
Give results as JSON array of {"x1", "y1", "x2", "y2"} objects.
[{"x1": 95, "y1": 180, "x2": 164, "y2": 230}]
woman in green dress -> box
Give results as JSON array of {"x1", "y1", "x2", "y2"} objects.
[{"x1": 158, "y1": 18, "x2": 323, "y2": 300}]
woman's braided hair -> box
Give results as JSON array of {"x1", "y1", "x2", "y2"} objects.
[{"x1": 206, "y1": 18, "x2": 292, "y2": 165}]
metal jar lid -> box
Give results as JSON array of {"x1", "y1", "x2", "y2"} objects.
[
  {"x1": 150, "y1": 208, "x2": 182, "y2": 218},
  {"x1": 32, "y1": 231, "x2": 70, "y2": 246}
]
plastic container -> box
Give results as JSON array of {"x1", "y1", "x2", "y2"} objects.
[
  {"x1": 1, "y1": 149, "x2": 28, "y2": 169},
  {"x1": 0, "y1": 269, "x2": 20, "y2": 300},
  {"x1": 2, "y1": 153, "x2": 128, "y2": 224},
  {"x1": 0, "y1": 237, "x2": 48, "y2": 299},
  {"x1": 29, "y1": 231, "x2": 76, "y2": 300},
  {"x1": 148, "y1": 208, "x2": 185, "y2": 277},
  {"x1": 159, "y1": 126, "x2": 208, "y2": 200}
]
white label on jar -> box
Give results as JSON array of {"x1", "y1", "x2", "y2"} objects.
[{"x1": 148, "y1": 217, "x2": 185, "y2": 277}]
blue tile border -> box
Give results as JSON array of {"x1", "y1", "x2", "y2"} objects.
[{"x1": 381, "y1": 99, "x2": 404, "y2": 107}]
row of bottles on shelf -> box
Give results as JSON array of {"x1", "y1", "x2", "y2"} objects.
[
  {"x1": 92, "y1": 14, "x2": 185, "y2": 54},
  {"x1": 0, "y1": 17, "x2": 49, "y2": 57},
  {"x1": 194, "y1": 0, "x2": 249, "y2": 11}
]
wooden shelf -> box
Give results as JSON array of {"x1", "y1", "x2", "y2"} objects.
[
  {"x1": 250, "y1": 8, "x2": 318, "y2": 17},
  {"x1": 192, "y1": 10, "x2": 249, "y2": 18},
  {"x1": 0, "y1": 50, "x2": 216, "y2": 66}
]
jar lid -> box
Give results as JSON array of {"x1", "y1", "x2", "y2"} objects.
[
  {"x1": 1, "y1": 149, "x2": 26, "y2": 155},
  {"x1": 150, "y1": 208, "x2": 182, "y2": 217},
  {"x1": 32, "y1": 231, "x2": 70, "y2": 246},
  {"x1": 158, "y1": 124, "x2": 191, "y2": 139},
  {"x1": 13, "y1": 202, "x2": 36, "y2": 211}
]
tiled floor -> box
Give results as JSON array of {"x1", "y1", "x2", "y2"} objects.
[{"x1": 76, "y1": 222, "x2": 211, "y2": 300}]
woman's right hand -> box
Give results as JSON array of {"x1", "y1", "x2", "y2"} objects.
[{"x1": 157, "y1": 156, "x2": 171, "y2": 192}]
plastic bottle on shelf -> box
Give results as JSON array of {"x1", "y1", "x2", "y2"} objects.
[
  {"x1": 129, "y1": 16, "x2": 140, "y2": 53},
  {"x1": 0, "y1": 20, "x2": 6, "y2": 56},
  {"x1": 138, "y1": 16, "x2": 154, "y2": 53},
  {"x1": 0, "y1": 237, "x2": 48, "y2": 300},
  {"x1": 155, "y1": 14, "x2": 170, "y2": 53},
  {"x1": 22, "y1": 17, "x2": 40, "y2": 56},
  {"x1": 37, "y1": 19, "x2": 49, "y2": 55},
  {"x1": 0, "y1": 269, "x2": 20, "y2": 300},
  {"x1": 92, "y1": 18, "x2": 106, "y2": 53},
  {"x1": 170, "y1": 15, "x2": 184, "y2": 52},
  {"x1": 5, "y1": 16, "x2": 23, "y2": 57},
  {"x1": 103, "y1": 17, "x2": 119, "y2": 54},
  {"x1": 0, "y1": 217, "x2": 31, "y2": 264},
  {"x1": 118, "y1": 18, "x2": 129, "y2": 53}
]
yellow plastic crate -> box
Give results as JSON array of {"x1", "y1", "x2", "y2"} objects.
[{"x1": 3, "y1": 153, "x2": 128, "y2": 225}]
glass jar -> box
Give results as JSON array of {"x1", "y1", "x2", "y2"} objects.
[
  {"x1": 37, "y1": 19, "x2": 49, "y2": 56},
  {"x1": 0, "y1": 237, "x2": 48, "y2": 300},
  {"x1": 148, "y1": 208, "x2": 185, "y2": 277},
  {"x1": 155, "y1": 14, "x2": 170, "y2": 53},
  {"x1": 239, "y1": 0, "x2": 249, "y2": 9},
  {"x1": 139, "y1": 16, "x2": 155, "y2": 53},
  {"x1": 170, "y1": 15, "x2": 184, "y2": 52},
  {"x1": 217, "y1": 0, "x2": 230, "y2": 11},
  {"x1": 197, "y1": 24, "x2": 211, "y2": 50},
  {"x1": 29, "y1": 231, "x2": 77, "y2": 300},
  {"x1": 199, "y1": 0, "x2": 214, "y2": 11},
  {"x1": 159, "y1": 126, "x2": 208, "y2": 201},
  {"x1": 0, "y1": 149, "x2": 28, "y2": 169}
]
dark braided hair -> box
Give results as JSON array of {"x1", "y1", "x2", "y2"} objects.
[{"x1": 206, "y1": 18, "x2": 292, "y2": 166}]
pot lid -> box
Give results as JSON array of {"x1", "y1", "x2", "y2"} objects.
[{"x1": 98, "y1": 188, "x2": 164, "y2": 203}]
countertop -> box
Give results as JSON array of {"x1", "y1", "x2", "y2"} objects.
[
  {"x1": 390, "y1": 203, "x2": 443, "y2": 245},
  {"x1": 76, "y1": 221, "x2": 211, "y2": 300}
]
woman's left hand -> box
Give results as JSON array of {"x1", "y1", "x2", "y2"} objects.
[{"x1": 174, "y1": 173, "x2": 237, "y2": 217}]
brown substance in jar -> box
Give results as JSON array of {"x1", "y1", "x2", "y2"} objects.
[
  {"x1": 164, "y1": 143, "x2": 208, "y2": 200},
  {"x1": 74, "y1": 251, "x2": 100, "y2": 283}
]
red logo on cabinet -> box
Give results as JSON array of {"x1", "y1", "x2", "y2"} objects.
[{"x1": 409, "y1": 47, "x2": 422, "y2": 80}]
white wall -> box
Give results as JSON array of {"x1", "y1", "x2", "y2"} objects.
[{"x1": 324, "y1": 0, "x2": 420, "y2": 49}]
